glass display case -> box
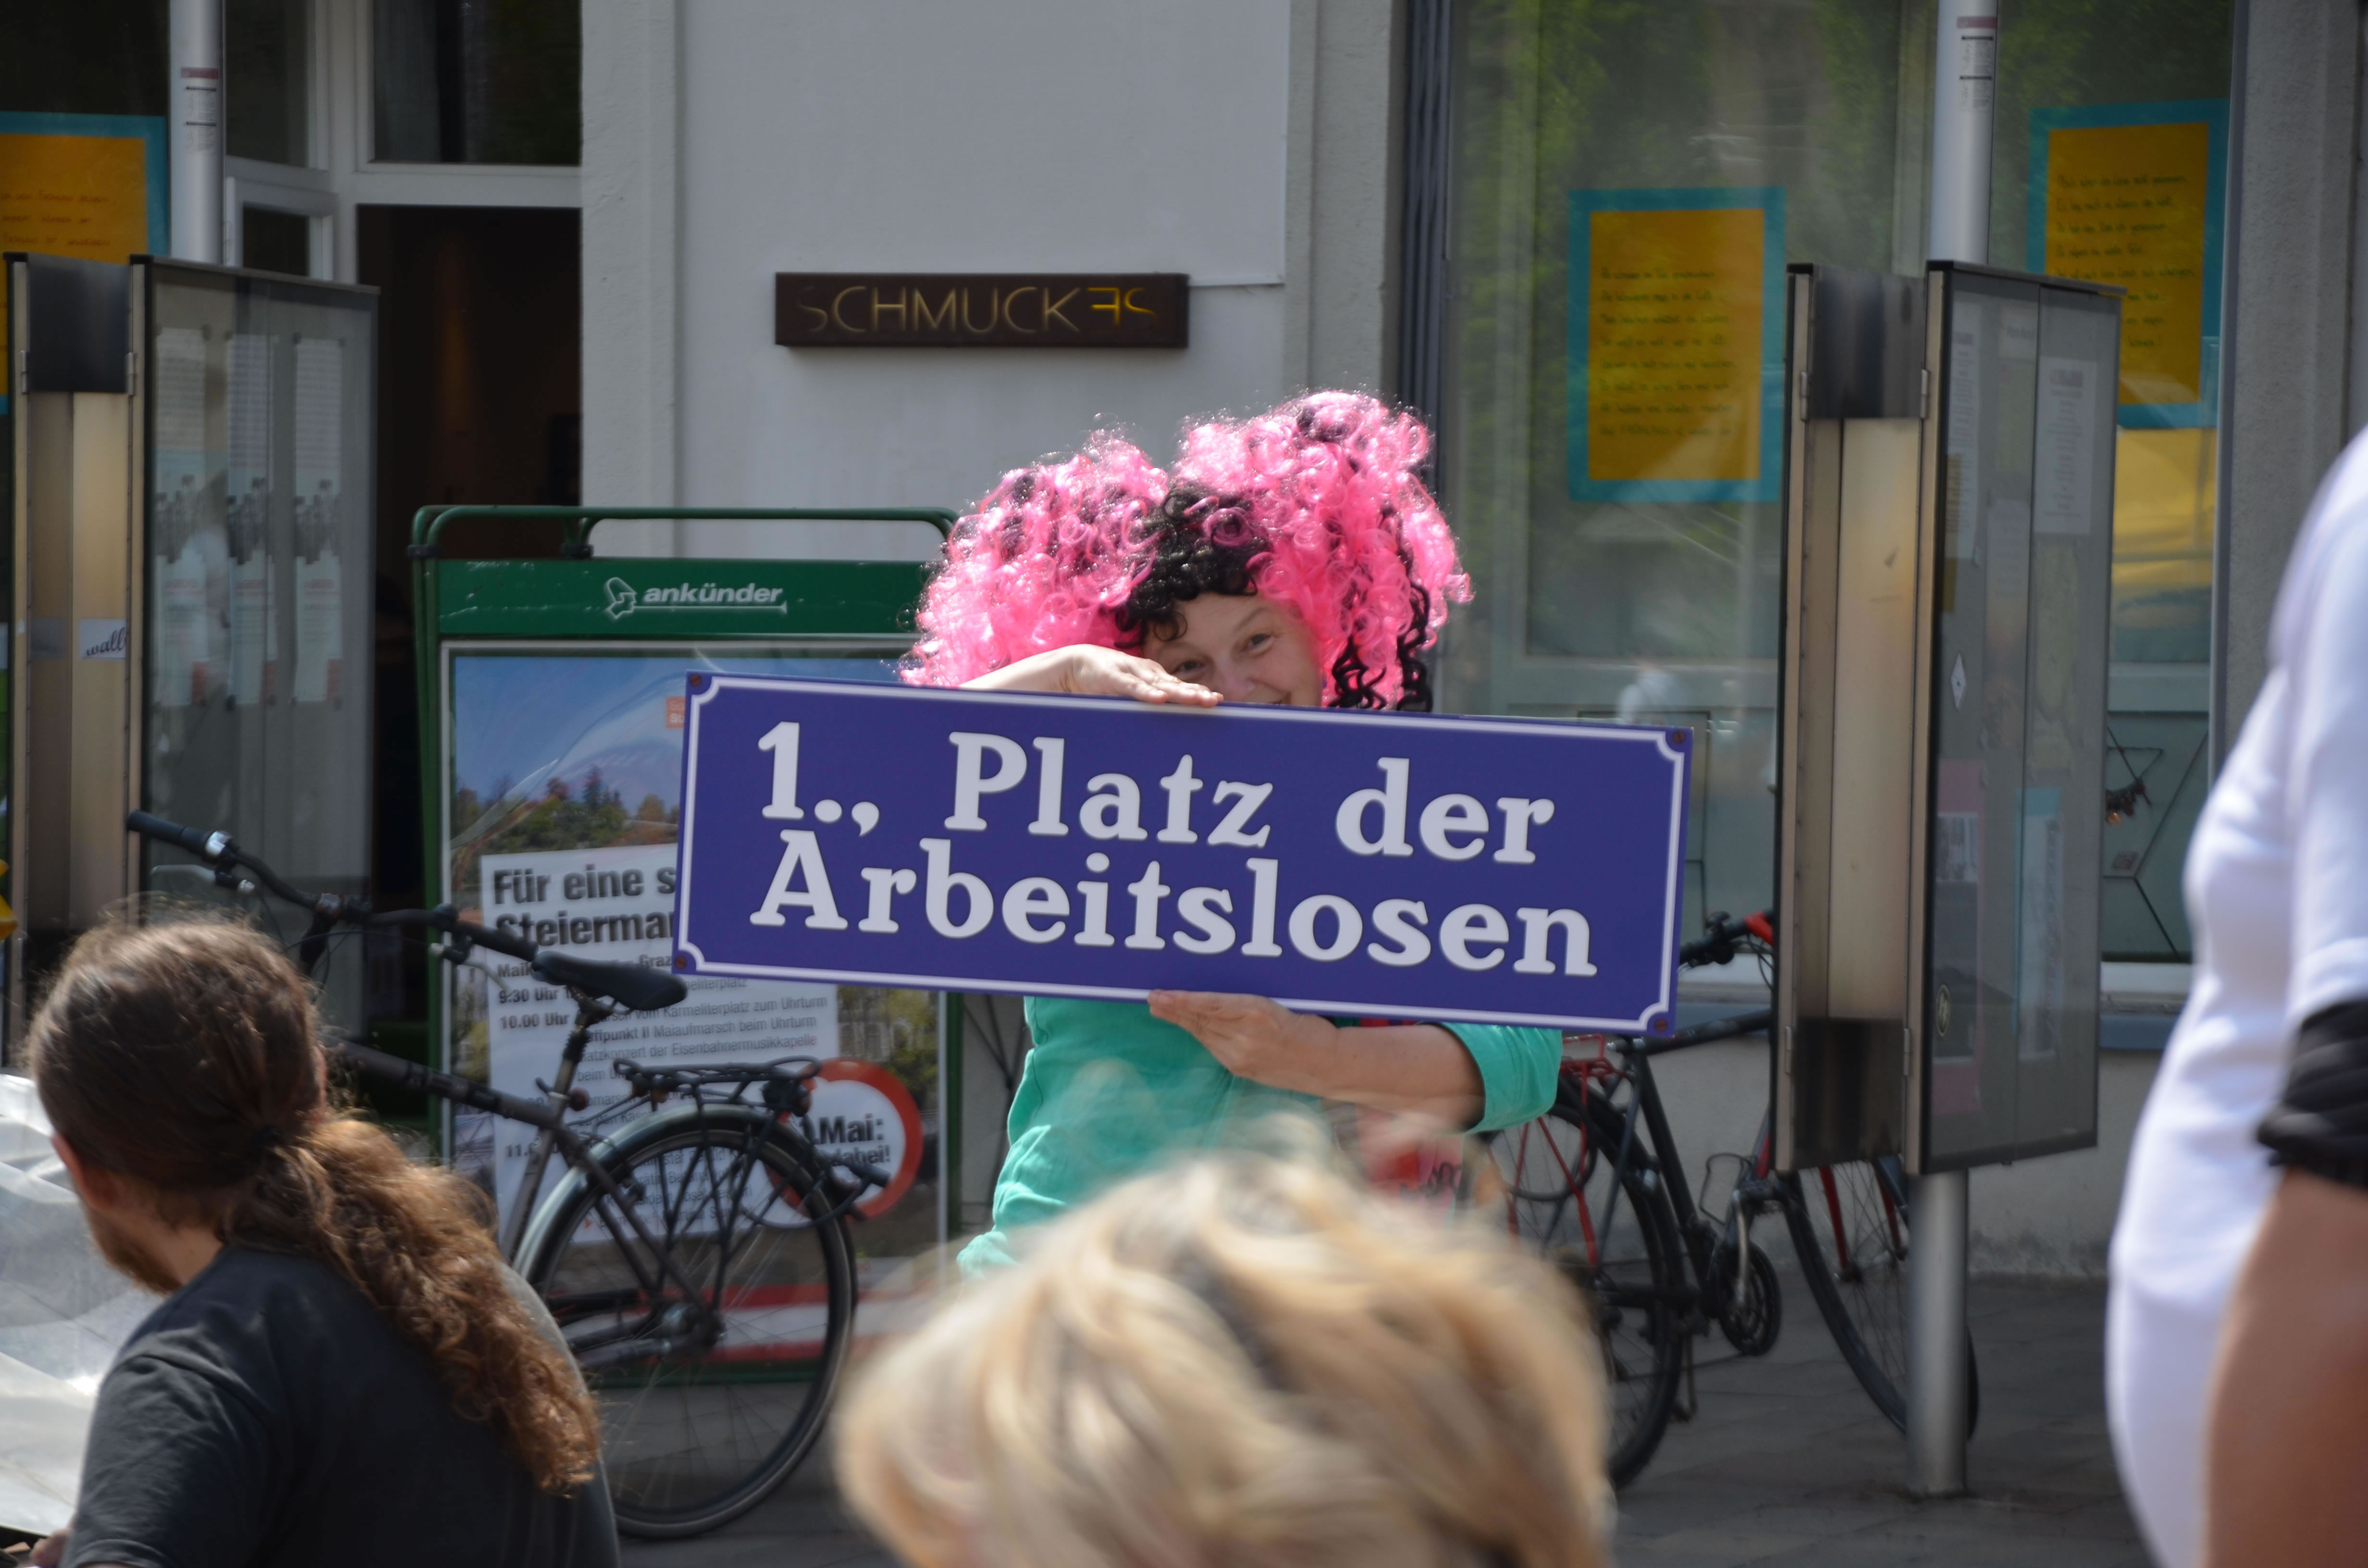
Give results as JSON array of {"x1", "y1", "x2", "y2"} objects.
[
  {"x1": 1775, "y1": 261, "x2": 2115, "y2": 1174},
  {"x1": 1918, "y1": 263, "x2": 2117, "y2": 1169},
  {"x1": 135, "y1": 259, "x2": 377, "y2": 1038}
]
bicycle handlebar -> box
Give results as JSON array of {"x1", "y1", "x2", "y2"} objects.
[
  {"x1": 131, "y1": 809, "x2": 326, "y2": 909},
  {"x1": 128, "y1": 812, "x2": 689, "y2": 1013},
  {"x1": 1679, "y1": 909, "x2": 1774, "y2": 969},
  {"x1": 127, "y1": 809, "x2": 221, "y2": 859}
]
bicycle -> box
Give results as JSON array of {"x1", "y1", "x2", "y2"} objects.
[
  {"x1": 1481, "y1": 910, "x2": 1977, "y2": 1487},
  {"x1": 126, "y1": 810, "x2": 883, "y2": 1539}
]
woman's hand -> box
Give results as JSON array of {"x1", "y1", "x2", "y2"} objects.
[
  {"x1": 1147, "y1": 992, "x2": 1334, "y2": 1085},
  {"x1": 962, "y1": 645, "x2": 1221, "y2": 706},
  {"x1": 1147, "y1": 991, "x2": 1485, "y2": 1127}
]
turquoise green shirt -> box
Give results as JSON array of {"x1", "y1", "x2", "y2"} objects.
[{"x1": 960, "y1": 997, "x2": 1562, "y2": 1271}]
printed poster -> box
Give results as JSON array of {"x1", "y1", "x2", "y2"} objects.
[
  {"x1": 292, "y1": 338, "x2": 343, "y2": 705},
  {"x1": 476, "y1": 841, "x2": 839, "y2": 1224},
  {"x1": 1567, "y1": 187, "x2": 1786, "y2": 504},
  {"x1": 1930, "y1": 759, "x2": 1986, "y2": 1115},
  {"x1": 228, "y1": 333, "x2": 276, "y2": 707},
  {"x1": 2035, "y1": 357, "x2": 2101, "y2": 536},
  {"x1": 2030, "y1": 100, "x2": 2227, "y2": 427},
  {"x1": 0, "y1": 112, "x2": 168, "y2": 401},
  {"x1": 444, "y1": 648, "x2": 945, "y2": 1258},
  {"x1": 2017, "y1": 789, "x2": 2066, "y2": 1063},
  {"x1": 150, "y1": 326, "x2": 215, "y2": 709},
  {"x1": 1946, "y1": 303, "x2": 1983, "y2": 560}
]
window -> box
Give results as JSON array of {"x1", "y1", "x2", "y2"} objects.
[
  {"x1": 372, "y1": 0, "x2": 581, "y2": 166},
  {"x1": 241, "y1": 206, "x2": 312, "y2": 276},
  {"x1": 1432, "y1": 0, "x2": 2231, "y2": 960},
  {"x1": 227, "y1": 0, "x2": 310, "y2": 166}
]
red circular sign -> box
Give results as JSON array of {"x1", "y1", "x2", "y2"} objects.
[{"x1": 807, "y1": 1058, "x2": 924, "y2": 1218}]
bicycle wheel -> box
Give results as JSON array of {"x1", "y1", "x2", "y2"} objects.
[
  {"x1": 1482, "y1": 1086, "x2": 1685, "y2": 1487},
  {"x1": 1780, "y1": 1157, "x2": 1977, "y2": 1434},
  {"x1": 520, "y1": 1119, "x2": 857, "y2": 1538}
]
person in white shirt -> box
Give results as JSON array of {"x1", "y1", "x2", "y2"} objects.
[{"x1": 2108, "y1": 429, "x2": 2368, "y2": 1568}]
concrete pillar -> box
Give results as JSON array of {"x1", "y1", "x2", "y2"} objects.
[{"x1": 2214, "y1": 0, "x2": 2361, "y2": 759}]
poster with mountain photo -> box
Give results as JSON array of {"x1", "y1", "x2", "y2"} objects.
[{"x1": 441, "y1": 647, "x2": 944, "y2": 1265}]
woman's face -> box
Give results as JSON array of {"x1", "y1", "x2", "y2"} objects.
[{"x1": 1146, "y1": 593, "x2": 1322, "y2": 707}]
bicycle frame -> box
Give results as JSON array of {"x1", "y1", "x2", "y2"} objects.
[
  {"x1": 498, "y1": 993, "x2": 615, "y2": 1262},
  {"x1": 1571, "y1": 1006, "x2": 1779, "y2": 1323},
  {"x1": 338, "y1": 1035, "x2": 744, "y2": 1359}
]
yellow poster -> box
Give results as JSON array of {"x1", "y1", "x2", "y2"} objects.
[
  {"x1": 2111, "y1": 426, "x2": 2215, "y2": 589},
  {"x1": 0, "y1": 127, "x2": 157, "y2": 333},
  {"x1": 1581, "y1": 205, "x2": 1768, "y2": 493},
  {"x1": 2039, "y1": 119, "x2": 2213, "y2": 410}
]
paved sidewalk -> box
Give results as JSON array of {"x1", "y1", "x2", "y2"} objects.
[
  {"x1": 1616, "y1": 1276, "x2": 2146, "y2": 1567},
  {"x1": 619, "y1": 1277, "x2": 2146, "y2": 1568}
]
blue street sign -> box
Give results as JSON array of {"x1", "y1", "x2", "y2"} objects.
[{"x1": 673, "y1": 674, "x2": 1691, "y2": 1032}]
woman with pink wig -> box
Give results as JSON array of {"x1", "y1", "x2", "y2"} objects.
[{"x1": 907, "y1": 393, "x2": 1561, "y2": 1269}]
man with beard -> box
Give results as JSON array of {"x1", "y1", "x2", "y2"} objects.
[{"x1": 25, "y1": 918, "x2": 617, "y2": 1568}]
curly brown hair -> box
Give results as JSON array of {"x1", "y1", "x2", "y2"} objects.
[
  {"x1": 1110, "y1": 482, "x2": 1438, "y2": 713},
  {"x1": 28, "y1": 917, "x2": 601, "y2": 1492}
]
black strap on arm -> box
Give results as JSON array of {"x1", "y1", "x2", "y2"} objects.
[{"x1": 2259, "y1": 998, "x2": 2368, "y2": 1189}]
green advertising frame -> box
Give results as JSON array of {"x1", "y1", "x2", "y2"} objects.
[{"x1": 408, "y1": 504, "x2": 964, "y2": 1224}]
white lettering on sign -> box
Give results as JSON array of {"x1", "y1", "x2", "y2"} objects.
[
  {"x1": 1335, "y1": 759, "x2": 1414, "y2": 857},
  {"x1": 759, "y1": 721, "x2": 804, "y2": 819},
  {"x1": 1207, "y1": 781, "x2": 1273, "y2": 847},
  {"x1": 1080, "y1": 773, "x2": 1147, "y2": 841},
  {"x1": 945, "y1": 732, "x2": 1027, "y2": 830},
  {"x1": 802, "y1": 1060, "x2": 922, "y2": 1219},
  {"x1": 734, "y1": 722, "x2": 1596, "y2": 986},
  {"x1": 1515, "y1": 907, "x2": 1599, "y2": 976},
  {"x1": 749, "y1": 830, "x2": 848, "y2": 930},
  {"x1": 603, "y1": 576, "x2": 790, "y2": 620}
]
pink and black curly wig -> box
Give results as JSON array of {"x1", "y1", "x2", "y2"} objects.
[{"x1": 902, "y1": 392, "x2": 1469, "y2": 710}]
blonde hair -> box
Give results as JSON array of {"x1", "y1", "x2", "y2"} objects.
[{"x1": 837, "y1": 1151, "x2": 1611, "y2": 1568}]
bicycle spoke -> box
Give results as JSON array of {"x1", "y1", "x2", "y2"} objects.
[
  {"x1": 1790, "y1": 1161, "x2": 1915, "y2": 1427},
  {"x1": 526, "y1": 1121, "x2": 853, "y2": 1536},
  {"x1": 1485, "y1": 1078, "x2": 1681, "y2": 1489}
]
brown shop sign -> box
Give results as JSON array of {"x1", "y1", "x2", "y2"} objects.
[{"x1": 774, "y1": 272, "x2": 1188, "y2": 349}]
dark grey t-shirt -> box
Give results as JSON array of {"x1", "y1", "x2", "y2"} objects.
[{"x1": 65, "y1": 1247, "x2": 617, "y2": 1568}]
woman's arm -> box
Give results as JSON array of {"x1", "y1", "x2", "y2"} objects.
[
  {"x1": 1147, "y1": 991, "x2": 1487, "y2": 1127},
  {"x1": 2204, "y1": 1169, "x2": 2368, "y2": 1568},
  {"x1": 963, "y1": 645, "x2": 1221, "y2": 706}
]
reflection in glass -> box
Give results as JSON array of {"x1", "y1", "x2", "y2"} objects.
[
  {"x1": 240, "y1": 207, "x2": 311, "y2": 278},
  {"x1": 227, "y1": 0, "x2": 310, "y2": 165},
  {"x1": 372, "y1": 0, "x2": 580, "y2": 166},
  {"x1": 440, "y1": 647, "x2": 946, "y2": 1263},
  {"x1": 1442, "y1": 0, "x2": 1911, "y2": 933},
  {"x1": 1439, "y1": 0, "x2": 2231, "y2": 956},
  {"x1": 141, "y1": 268, "x2": 378, "y2": 1039},
  {"x1": 1924, "y1": 277, "x2": 2115, "y2": 1164}
]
